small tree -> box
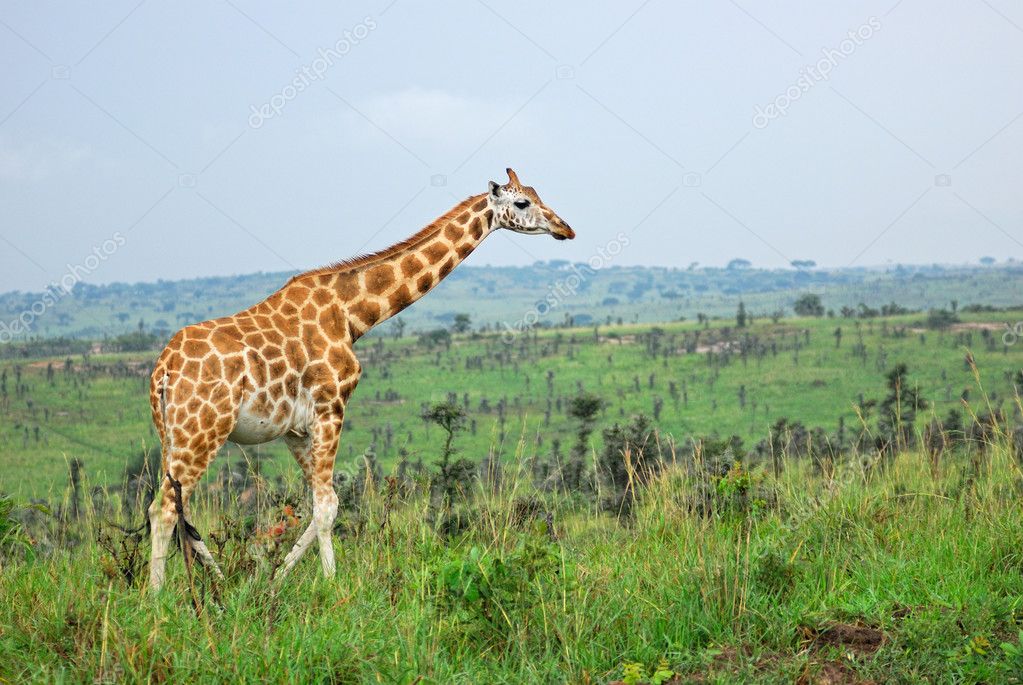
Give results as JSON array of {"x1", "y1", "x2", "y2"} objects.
[
  {"x1": 598, "y1": 414, "x2": 662, "y2": 518},
  {"x1": 452, "y1": 313, "x2": 472, "y2": 334},
  {"x1": 793, "y1": 293, "x2": 824, "y2": 317},
  {"x1": 421, "y1": 403, "x2": 474, "y2": 520},
  {"x1": 563, "y1": 392, "x2": 604, "y2": 491},
  {"x1": 877, "y1": 364, "x2": 928, "y2": 454},
  {"x1": 736, "y1": 301, "x2": 748, "y2": 328}
]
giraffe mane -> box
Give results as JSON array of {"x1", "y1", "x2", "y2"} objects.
[{"x1": 287, "y1": 193, "x2": 486, "y2": 285}]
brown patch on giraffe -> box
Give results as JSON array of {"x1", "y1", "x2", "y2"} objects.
[
  {"x1": 471, "y1": 197, "x2": 487, "y2": 212},
  {"x1": 469, "y1": 216, "x2": 483, "y2": 239},
  {"x1": 313, "y1": 383, "x2": 339, "y2": 405},
  {"x1": 301, "y1": 323, "x2": 327, "y2": 357},
  {"x1": 267, "y1": 381, "x2": 284, "y2": 401},
  {"x1": 300, "y1": 302, "x2": 317, "y2": 322},
  {"x1": 171, "y1": 428, "x2": 188, "y2": 446},
  {"x1": 366, "y1": 265, "x2": 396, "y2": 294},
  {"x1": 417, "y1": 274, "x2": 433, "y2": 293},
  {"x1": 182, "y1": 360, "x2": 200, "y2": 379},
  {"x1": 388, "y1": 284, "x2": 413, "y2": 313},
  {"x1": 444, "y1": 223, "x2": 462, "y2": 241},
  {"x1": 269, "y1": 359, "x2": 287, "y2": 378},
  {"x1": 284, "y1": 340, "x2": 307, "y2": 369},
  {"x1": 326, "y1": 346, "x2": 356, "y2": 374},
  {"x1": 182, "y1": 415, "x2": 200, "y2": 434},
  {"x1": 423, "y1": 242, "x2": 449, "y2": 264},
  {"x1": 400, "y1": 254, "x2": 423, "y2": 276},
  {"x1": 271, "y1": 313, "x2": 293, "y2": 333},
  {"x1": 280, "y1": 302, "x2": 298, "y2": 317},
  {"x1": 211, "y1": 331, "x2": 244, "y2": 354},
  {"x1": 438, "y1": 258, "x2": 455, "y2": 278},
  {"x1": 181, "y1": 326, "x2": 208, "y2": 341},
  {"x1": 223, "y1": 355, "x2": 245, "y2": 382},
  {"x1": 310, "y1": 288, "x2": 333, "y2": 307},
  {"x1": 283, "y1": 372, "x2": 299, "y2": 397},
  {"x1": 199, "y1": 405, "x2": 217, "y2": 426},
  {"x1": 285, "y1": 286, "x2": 310, "y2": 305},
  {"x1": 456, "y1": 243, "x2": 473, "y2": 258},
  {"x1": 188, "y1": 434, "x2": 209, "y2": 454},
  {"x1": 335, "y1": 273, "x2": 360, "y2": 299},
  {"x1": 302, "y1": 361, "x2": 331, "y2": 387},
  {"x1": 244, "y1": 331, "x2": 267, "y2": 348},
  {"x1": 247, "y1": 350, "x2": 268, "y2": 386},
  {"x1": 263, "y1": 328, "x2": 284, "y2": 345},
  {"x1": 273, "y1": 405, "x2": 290, "y2": 424},
  {"x1": 182, "y1": 339, "x2": 210, "y2": 358},
  {"x1": 202, "y1": 356, "x2": 222, "y2": 380},
  {"x1": 253, "y1": 303, "x2": 275, "y2": 319},
  {"x1": 318, "y1": 305, "x2": 346, "y2": 339},
  {"x1": 262, "y1": 344, "x2": 284, "y2": 360},
  {"x1": 215, "y1": 415, "x2": 233, "y2": 435},
  {"x1": 349, "y1": 299, "x2": 381, "y2": 327},
  {"x1": 483, "y1": 208, "x2": 493, "y2": 224},
  {"x1": 456, "y1": 211, "x2": 470, "y2": 224}
]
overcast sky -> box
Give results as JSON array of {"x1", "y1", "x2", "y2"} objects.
[{"x1": 1, "y1": 0, "x2": 1021, "y2": 293}]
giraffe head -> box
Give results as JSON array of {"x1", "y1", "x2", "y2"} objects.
[{"x1": 488, "y1": 168, "x2": 575, "y2": 240}]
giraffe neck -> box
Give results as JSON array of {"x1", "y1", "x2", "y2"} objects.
[{"x1": 288, "y1": 193, "x2": 495, "y2": 341}]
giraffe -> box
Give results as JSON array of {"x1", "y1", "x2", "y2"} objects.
[{"x1": 147, "y1": 168, "x2": 574, "y2": 590}]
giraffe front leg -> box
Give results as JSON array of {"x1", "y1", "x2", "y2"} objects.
[
  {"x1": 277, "y1": 432, "x2": 321, "y2": 581},
  {"x1": 277, "y1": 409, "x2": 344, "y2": 581},
  {"x1": 309, "y1": 414, "x2": 342, "y2": 579}
]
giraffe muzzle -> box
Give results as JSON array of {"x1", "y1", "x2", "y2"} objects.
[{"x1": 551, "y1": 222, "x2": 575, "y2": 240}]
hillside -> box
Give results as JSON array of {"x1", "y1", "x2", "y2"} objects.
[{"x1": 2, "y1": 262, "x2": 1021, "y2": 347}]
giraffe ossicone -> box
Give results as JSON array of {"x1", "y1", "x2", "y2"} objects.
[{"x1": 147, "y1": 168, "x2": 574, "y2": 590}]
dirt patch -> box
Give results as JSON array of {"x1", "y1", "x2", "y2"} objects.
[
  {"x1": 800, "y1": 621, "x2": 885, "y2": 655},
  {"x1": 909, "y1": 321, "x2": 1006, "y2": 335},
  {"x1": 798, "y1": 660, "x2": 876, "y2": 685}
]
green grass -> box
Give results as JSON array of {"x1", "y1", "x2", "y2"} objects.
[
  {"x1": 2, "y1": 309, "x2": 1022, "y2": 499},
  {"x1": 3, "y1": 444, "x2": 1023, "y2": 683}
]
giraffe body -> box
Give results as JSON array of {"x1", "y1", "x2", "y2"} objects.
[{"x1": 146, "y1": 169, "x2": 574, "y2": 590}]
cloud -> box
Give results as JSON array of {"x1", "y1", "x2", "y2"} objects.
[
  {"x1": 353, "y1": 87, "x2": 531, "y2": 147},
  {"x1": 0, "y1": 135, "x2": 92, "y2": 181}
]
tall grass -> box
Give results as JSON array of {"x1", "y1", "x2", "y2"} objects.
[{"x1": 3, "y1": 433, "x2": 1023, "y2": 683}]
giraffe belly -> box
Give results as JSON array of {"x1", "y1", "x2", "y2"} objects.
[
  {"x1": 228, "y1": 397, "x2": 290, "y2": 444},
  {"x1": 228, "y1": 408, "x2": 286, "y2": 444},
  {"x1": 227, "y1": 390, "x2": 314, "y2": 445}
]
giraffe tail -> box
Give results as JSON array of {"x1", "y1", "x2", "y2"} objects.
[{"x1": 158, "y1": 372, "x2": 213, "y2": 573}]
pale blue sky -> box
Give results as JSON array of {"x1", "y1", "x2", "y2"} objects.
[{"x1": 1, "y1": 0, "x2": 1021, "y2": 293}]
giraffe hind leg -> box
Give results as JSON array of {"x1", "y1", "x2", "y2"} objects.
[
  {"x1": 169, "y1": 475, "x2": 225, "y2": 580},
  {"x1": 149, "y1": 446, "x2": 226, "y2": 590},
  {"x1": 276, "y1": 433, "x2": 322, "y2": 581}
]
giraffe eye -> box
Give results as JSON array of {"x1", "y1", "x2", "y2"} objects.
[{"x1": 514, "y1": 200, "x2": 530, "y2": 209}]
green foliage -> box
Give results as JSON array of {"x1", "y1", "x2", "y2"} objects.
[
  {"x1": 0, "y1": 494, "x2": 40, "y2": 561},
  {"x1": 620, "y1": 658, "x2": 675, "y2": 685},
  {"x1": 434, "y1": 527, "x2": 565, "y2": 644}
]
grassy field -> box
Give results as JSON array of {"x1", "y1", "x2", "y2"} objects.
[
  {"x1": 2, "y1": 301, "x2": 1023, "y2": 682},
  {"x1": 2, "y1": 308, "x2": 1022, "y2": 499},
  {"x1": 2, "y1": 442, "x2": 1023, "y2": 683}
]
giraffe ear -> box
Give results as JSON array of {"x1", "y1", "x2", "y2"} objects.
[{"x1": 489, "y1": 180, "x2": 501, "y2": 197}]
